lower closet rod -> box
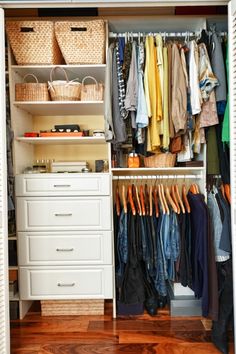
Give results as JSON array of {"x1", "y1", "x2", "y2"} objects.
[{"x1": 112, "y1": 175, "x2": 202, "y2": 180}]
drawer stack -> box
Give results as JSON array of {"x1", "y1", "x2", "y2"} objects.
[{"x1": 15, "y1": 174, "x2": 113, "y2": 301}]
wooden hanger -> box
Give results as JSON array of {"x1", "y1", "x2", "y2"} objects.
[
  {"x1": 165, "y1": 185, "x2": 178, "y2": 213},
  {"x1": 122, "y1": 183, "x2": 127, "y2": 213},
  {"x1": 145, "y1": 183, "x2": 149, "y2": 216},
  {"x1": 132, "y1": 183, "x2": 139, "y2": 215},
  {"x1": 171, "y1": 184, "x2": 180, "y2": 214},
  {"x1": 149, "y1": 185, "x2": 153, "y2": 217},
  {"x1": 189, "y1": 183, "x2": 198, "y2": 194},
  {"x1": 135, "y1": 184, "x2": 142, "y2": 215},
  {"x1": 128, "y1": 184, "x2": 136, "y2": 216},
  {"x1": 157, "y1": 184, "x2": 166, "y2": 214},
  {"x1": 161, "y1": 183, "x2": 169, "y2": 215},
  {"x1": 224, "y1": 184, "x2": 231, "y2": 204},
  {"x1": 116, "y1": 185, "x2": 121, "y2": 216},
  {"x1": 175, "y1": 184, "x2": 185, "y2": 214},
  {"x1": 182, "y1": 183, "x2": 191, "y2": 213},
  {"x1": 140, "y1": 185, "x2": 146, "y2": 216},
  {"x1": 153, "y1": 186, "x2": 159, "y2": 218}
]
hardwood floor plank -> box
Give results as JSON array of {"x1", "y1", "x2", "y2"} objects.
[
  {"x1": 118, "y1": 330, "x2": 211, "y2": 344},
  {"x1": 88, "y1": 319, "x2": 205, "y2": 332}
]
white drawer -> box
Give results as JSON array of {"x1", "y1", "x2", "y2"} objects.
[
  {"x1": 18, "y1": 231, "x2": 112, "y2": 266},
  {"x1": 16, "y1": 197, "x2": 111, "y2": 231},
  {"x1": 15, "y1": 173, "x2": 110, "y2": 196},
  {"x1": 19, "y1": 266, "x2": 113, "y2": 299}
]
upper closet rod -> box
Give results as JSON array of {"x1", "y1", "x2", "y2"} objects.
[
  {"x1": 112, "y1": 175, "x2": 202, "y2": 180},
  {"x1": 109, "y1": 31, "x2": 228, "y2": 38}
]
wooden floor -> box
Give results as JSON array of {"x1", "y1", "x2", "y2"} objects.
[{"x1": 10, "y1": 301, "x2": 235, "y2": 354}]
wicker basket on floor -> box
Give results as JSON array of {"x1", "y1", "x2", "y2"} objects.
[
  {"x1": 55, "y1": 20, "x2": 106, "y2": 64},
  {"x1": 6, "y1": 21, "x2": 63, "y2": 65},
  {"x1": 144, "y1": 153, "x2": 176, "y2": 168},
  {"x1": 41, "y1": 300, "x2": 104, "y2": 316},
  {"x1": 15, "y1": 74, "x2": 50, "y2": 101}
]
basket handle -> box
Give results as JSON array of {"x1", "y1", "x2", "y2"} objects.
[
  {"x1": 50, "y1": 66, "x2": 69, "y2": 83},
  {"x1": 23, "y1": 74, "x2": 39, "y2": 83},
  {"x1": 81, "y1": 76, "x2": 99, "y2": 90}
]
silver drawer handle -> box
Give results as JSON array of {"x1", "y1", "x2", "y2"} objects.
[
  {"x1": 57, "y1": 282, "x2": 75, "y2": 287},
  {"x1": 56, "y1": 248, "x2": 74, "y2": 252},
  {"x1": 54, "y1": 184, "x2": 71, "y2": 188},
  {"x1": 54, "y1": 213, "x2": 72, "y2": 217}
]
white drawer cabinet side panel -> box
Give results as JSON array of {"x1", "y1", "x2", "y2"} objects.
[
  {"x1": 18, "y1": 231, "x2": 112, "y2": 265},
  {"x1": 15, "y1": 174, "x2": 110, "y2": 196},
  {"x1": 16, "y1": 197, "x2": 111, "y2": 231},
  {"x1": 19, "y1": 267, "x2": 113, "y2": 300}
]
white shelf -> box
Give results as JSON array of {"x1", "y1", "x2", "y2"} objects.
[
  {"x1": 111, "y1": 167, "x2": 205, "y2": 176},
  {"x1": 16, "y1": 136, "x2": 106, "y2": 145},
  {"x1": 13, "y1": 101, "x2": 104, "y2": 116},
  {"x1": 12, "y1": 64, "x2": 106, "y2": 83},
  {"x1": 9, "y1": 266, "x2": 18, "y2": 270}
]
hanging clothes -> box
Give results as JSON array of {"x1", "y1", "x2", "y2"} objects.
[
  {"x1": 162, "y1": 45, "x2": 170, "y2": 149},
  {"x1": 189, "y1": 40, "x2": 202, "y2": 115}
]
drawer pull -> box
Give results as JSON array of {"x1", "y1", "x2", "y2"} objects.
[
  {"x1": 56, "y1": 248, "x2": 74, "y2": 252},
  {"x1": 54, "y1": 184, "x2": 71, "y2": 188},
  {"x1": 54, "y1": 213, "x2": 72, "y2": 217},
  {"x1": 57, "y1": 282, "x2": 75, "y2": 287}
]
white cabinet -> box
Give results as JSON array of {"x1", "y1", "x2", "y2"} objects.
[{"x1": 16, "y1": 174, "x2": 113, "y2": 301}]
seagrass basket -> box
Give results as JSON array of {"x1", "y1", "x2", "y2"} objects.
[
  {"x1": 15, "y1": 74, "x2": 50, "y2": 102},
  {"x1": 6, "y1": 21, "x2": 63, "y2": 65},
  {"x1": 41, "y1": 300, "x2": 104, "y2": 316},
  {"x1": 80, "y1": 76, "x2": 104, "y2": 101},
  {"x1": 55, "y1": 20, "x2": 106, "y2": 64},
  {"x1": 144, "y1": 153, "x2": 176, "y2": 168},
  {"x1": 48, "y1": 66, "x2": 81, "y2": 101}
]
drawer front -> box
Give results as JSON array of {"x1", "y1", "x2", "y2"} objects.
[
  {"x1": 18, "y1": 231, "x2": 112, "y2": 266},
  {"x1": 16, "y1": 197, "x2": 111, "y2": 231},
  {"x1": 15, "y1": 174, "x2": 110, "y2": 196},
  {"x1": 19, "y1": 267, "x2": 113, "y2": 299}
]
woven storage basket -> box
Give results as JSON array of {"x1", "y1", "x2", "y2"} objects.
[
  {"x1": 80, "y1": 76, "x2": 104, "y2": 101},
  {"x1": 15, "y1": 74, "x2": 50, "y2": 102},
  {"x1": 144, "y1": 153, "x2": 176, "y2": 168},
  {"x1": 6, "y1": 21, "x2": 63, "y2": 65},
  {"x1": 41, "y1": 300, "x2": 104, "y2": 316},
  {"x1": 55, "y1": 20, "x2": 106, "y2": 64},
  {"x1": 48, "y1": 66, "x2": 81, "y2": 101}
]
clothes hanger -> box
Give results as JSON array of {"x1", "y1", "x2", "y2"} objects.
[
  {"x1": 224, "y1": 184, "x2": 231, "y2": 204},
  {"x1": 153, "y1": 186, "x2": 159, "y2": 218},
  {"x1": 174, "y1": 183, "x2": 185, "y2": 214},
  {"x1": 134, "y1": 178, "x2": 142, "y2": 216},
  {"x1": 128, "y1": 184, "x2": 136, "y2": 216},
  {"x1": 122, "y1": 183, "x2": 127, "y2": 213},
  {"x1": 157, "y1": 183, "x2": 166, "y2": 214},
  {"x1": 161, "y1": 183, "x2": 170, "y2": 215},
  {"x1": 165, "y1": 184, "x2": 178, "y2": 213},
  {"x1": 115, "y1": 182, "x2": 121, "y2": 216},
  {"x1": 145, "y1": 182, "x2": 150, "y2": 216},
  {"x1": 171, "y1": 177, "x2": 180, "y2": 214},
  {"x1": 140, "y1": 183, "x2": 146, "y2": 216},
  {"x1": 132, "y1": 182, "x2": 139, "y2": 215},
  {"x1": 149, "y1": 184, "x2": 153, "y2": 217},
  {"x1": 182, "y1": 177, "x2": 191, "y2": 213}
]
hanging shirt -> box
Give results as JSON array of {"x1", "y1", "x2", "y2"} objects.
[
  {"x1": 104, "y1": 43, "x2": 115, "y2": 141},
  {"x1": 136, "y1": 42, "x2": 148, "y2": 128},
  {"x1": 162, "y1": 46, "x2": 170, "y2": 149},
  {"x1": 189, "y1": 40, "x2": 202, "y2": 115},
  {"x1": 125, "y1": 41, "x2": 138, "y2": 115},
  {"x1": 171, "y1": 43, "x2": 187, "y2": 134}
]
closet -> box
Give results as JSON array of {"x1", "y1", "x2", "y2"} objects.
[{"x1": 0, "y1": 2, "x2": 235, "y2": 354}]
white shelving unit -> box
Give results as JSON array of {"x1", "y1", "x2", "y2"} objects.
[{"x1": 16, "y1": 136, "x2": 106, "y2": 145}]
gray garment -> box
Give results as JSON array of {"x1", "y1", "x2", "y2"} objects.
[
  {"x1": 207, "y1": 192, "x2": 230, "y2": 262},
  {"x1": 136, "y1": 42, "x2": 148, "y2": 128},
  {"x1": 125, "y1": 41, "x2": 138, "y2": 113},
  {"x1": 217, "y1": 190, "x2": 232, "y2": 253},
  {"x1": 104, "y1": 43, "x2": 115, "y2": 142},
  {"x1": 112, "y1": 46, "x2": 127, "y2": 143},
  {"x1": 210, "y1": 32, "x2": 227, "y2": 102}
]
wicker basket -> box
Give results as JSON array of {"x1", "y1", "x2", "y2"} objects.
[
  {"x1": 55, "y1": 20, "x2": 106, "y2": 64},
  {"x1": 15, "y1": 74, "x2": 50, "y2": 102},
  {"x1": 80, "y1": 76, "x2": 104, "y2": 101},
  {"x1": 6, "y1": 21, "x2": 63, "y2": 65},
  {"x1": 144, "y1": 153, "x2": 176, "y2": 168},
  {"x1": 48, "y1": 66, "x2": 81, "y2": 101},
  {"x1": 41, "y1": 300, "x2": 104, "y2": 316}
]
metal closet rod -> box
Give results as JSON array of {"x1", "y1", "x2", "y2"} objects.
[
  {"x1": 109, "y1": 31, "x2": 228, "y2": 38},
  {"x1": 112, "y1": 175, "x2": 202, "y2": 180}
]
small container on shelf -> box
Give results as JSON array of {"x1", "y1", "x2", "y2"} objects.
[{"x1": 128, "y1": 152, "x2": 140, "y2": 168}]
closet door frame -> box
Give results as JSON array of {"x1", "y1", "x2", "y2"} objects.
[{"x1": 0, "y1": 6, "x2": 10, "y2": 354}]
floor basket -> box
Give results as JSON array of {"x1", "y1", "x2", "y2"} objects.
[
  {"x1": 15, "y1": 74, "x2": 50, "y2": 101},
  {"x1": 6, "y1": 21, "x2": 63, "y2": 65},
  {"x1": 41, "y1": 300, "x2": 104, "y2": 316},
  {"x1": 55, "y1": 20, "x2": 106, "y2": 64}
]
